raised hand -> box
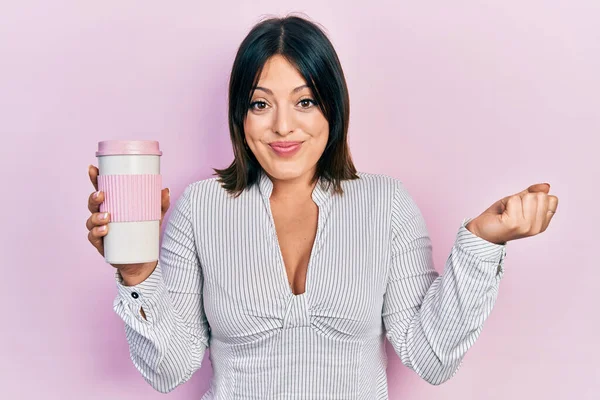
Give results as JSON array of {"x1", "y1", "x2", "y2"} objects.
[
  {"x1": 86, "y1": 164, "x2": 170, "y2": 267},
  {"x1": 466, "y1": 183, "x2": 559, "y2": 245}
]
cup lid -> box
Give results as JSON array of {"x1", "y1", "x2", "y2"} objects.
[{"x1": 96, "y1": 140, "x2": 162, "y2": 156}]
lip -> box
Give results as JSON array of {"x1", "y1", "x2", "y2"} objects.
[{"x1": 268, "y1": 141, "x2": 303, "y2": 157}]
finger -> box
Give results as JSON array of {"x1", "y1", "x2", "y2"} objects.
[
  {"x1": 89, "y1": 165, "x2": 99, "y2": 192},
  {"x1": 86, "y1": 211, "x2": 110, "y2": 231},
  {"x1": 522, "y1": 193, "x2": 538, "y2": 232},
  {"x1": 503, "y1": 194, "x2": 523, "y2": 226},
  {"x1": 88, "y1": 225, "x2": 107, "y2": 256},
  {"x1": 543, "y1": 195, "x2": 559, "y2": 231},
  {"x1": 88, "y1": 190, "x2": 103, "y2": 213},
  {"x1": 534, "y1": 193, "x2": 548, "y2": 233}
]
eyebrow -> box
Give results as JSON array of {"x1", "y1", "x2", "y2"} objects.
[{"x1": 253, "y1": 84, "x2": 309, "y2": 95}]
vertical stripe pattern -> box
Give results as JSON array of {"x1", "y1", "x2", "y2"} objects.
[
  {"x1": 98, "y1": 173, "x2": 162, "y2": 222},
  {"x1": 112, "y1": 169, "x2": 507, "y2": 398}
]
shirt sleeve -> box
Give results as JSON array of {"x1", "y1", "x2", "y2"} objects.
[
  {"x1": 382, "y1": 180, "x2": 507, "y2": 386},
  {"x1": 112, "y1": 184, "x2": 210, "y2": 393}
]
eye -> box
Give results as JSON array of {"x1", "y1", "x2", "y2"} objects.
[
  {"x1": 249, "y1": 101, "x2": 267, "y2": 111},
  {"x1": 298, "y1": 98, "x2": 316, "y2": 109}
]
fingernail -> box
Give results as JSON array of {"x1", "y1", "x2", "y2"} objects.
[
  {"x1": 100, "y1": 212, "x2": 108, "y2": 220},
  {"x1": 167, "y1": 188, "x2": 170, "y2": 197},
  {"x1": 94, "y1": 191, "x2": 100, "y2": 199},
  {"x1": 99, "y1": 225, "x2": 107, "y2": 231}
]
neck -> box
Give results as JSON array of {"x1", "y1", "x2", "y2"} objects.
[{"x1": 269, "y1": 170, "x2": 318, "y2": 203}]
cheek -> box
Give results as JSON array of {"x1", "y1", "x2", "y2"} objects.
[
  {"x1": 300, "y1": 113, "x2": 328, "y2": 136},
  {"x1": 244, "y1": 112, "x2": 265, "y2": 139},
  {"x1": 243, "y1": 115, "x2": 257, "y2": 139},
  {"x1": 307, "y1": 123, "x2": 329, "y2": 159},
  {"x1": 314, "y1": 119, "x2": 329, "y2": 146}
]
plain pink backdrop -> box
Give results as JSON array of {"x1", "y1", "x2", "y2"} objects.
[{"x1": 1, "y1": 1, "x2": 597, "y2": 399}]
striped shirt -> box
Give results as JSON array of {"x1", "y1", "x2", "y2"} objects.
[{"x1": 113, "y1": 168, "x2": 507, "y2": 399}]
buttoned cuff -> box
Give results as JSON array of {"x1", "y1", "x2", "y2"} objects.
[
  {"x1": 455, "y1": 217, "x2": 507, "y2": 277},
  {"x1": 114, "y1": 261, "x2": 166, "y2": 324}
]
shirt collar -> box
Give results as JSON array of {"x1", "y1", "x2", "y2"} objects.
[{"x1": 257, "y1": 168, "x2": 333, "y2": 206}]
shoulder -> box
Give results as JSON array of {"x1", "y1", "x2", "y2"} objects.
[
  {"x1": 341, "y1": 171, "x2": 407, "y2": 200},
  {"x1": 171, "y1": 176, "x2": 225, "y2": 209},
  {"x1": 187, "y1": 176, "x2": 222, "y2": 193},
  {"x1": 183, "y1": 176, "x2": 229, "y2": 203},
  {"x1": 353, "y1": 171, "x2": 403, "y2": 187},
  {"x1": 349, "y1": 172, "x2": 421, "y2": 220}
]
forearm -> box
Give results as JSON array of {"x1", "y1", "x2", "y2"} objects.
[
  {"x1": 398, "y1": 228, "x2": 505, "y2": 386},
  {"x1": 113, "y1": 261, "x2": 210, "y2": 393},
  {"x1": 114, "y1": 283, "x2": 208, "y2": 393},
  {"x1": 405, "y1": 249, "x2": 502, "y2": 384}
]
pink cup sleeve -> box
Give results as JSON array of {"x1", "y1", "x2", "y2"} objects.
[{"x1": 97, "y1": 174, "x2": 162, "y2": 222}]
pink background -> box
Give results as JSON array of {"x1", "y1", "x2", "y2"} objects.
[{"x1": 1, "y1": 1, "x2": 597, "y2": 399}]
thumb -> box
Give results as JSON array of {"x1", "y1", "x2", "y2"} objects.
[
  {"x1": 518, "y1": 182, "x2": 550, "y2": 196},
  {"x1": 161, "y1": 188, "x2": 171, "y2": 214}
]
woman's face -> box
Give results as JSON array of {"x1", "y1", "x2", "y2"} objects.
[{"x1": 243, "y1": 54, "x2": 329, "y2": 183}]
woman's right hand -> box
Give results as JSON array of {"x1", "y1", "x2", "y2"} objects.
[{"x1": 86, "y1": 164, "x2": 171, "y2": 280}]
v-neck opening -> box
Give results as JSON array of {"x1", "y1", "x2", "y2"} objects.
[
  {"x1": 272, "y1": 201, "x2": 321, "y2": 297},
  {"x1": 256, "y1": 169, "x2": 333, "y2": 299}
]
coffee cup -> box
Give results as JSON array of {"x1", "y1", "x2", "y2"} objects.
[{"x1": 95, "y1": 140, "x2": 163, "y2": 264}]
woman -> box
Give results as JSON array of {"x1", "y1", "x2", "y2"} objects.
[{"x1": 86, "y1": 14, "x2": 558, "y2": 399}]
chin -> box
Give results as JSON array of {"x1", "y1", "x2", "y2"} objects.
[{"x1": 262, "y1": 162, "x2": 307, "y2": 181}]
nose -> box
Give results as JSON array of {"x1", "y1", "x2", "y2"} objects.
[{"x1": 272, "y1": 104, "x2": 295, "y2": 136}]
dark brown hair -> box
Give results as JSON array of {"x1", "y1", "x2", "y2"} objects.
[{"x1": 213, "y1": 13, "x2": 358, "y2": 197}]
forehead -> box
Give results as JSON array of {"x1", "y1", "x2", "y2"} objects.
[{"x1": 255, "y1": 55, "x2": 308, "y2": 89}]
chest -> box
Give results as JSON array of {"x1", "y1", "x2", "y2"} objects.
[
  {"x1": 197, "y1": 192, "x2": 391, "y2": 342},
  {"x1": 270, "y1": 199, "x2": 319, "y2": 296}
]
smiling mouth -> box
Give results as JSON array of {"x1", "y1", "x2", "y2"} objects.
[
  {"x1": 268, "y1": 141, "x2": 303, "y2": 156},
  {"x1": 269, "y1": 140, "x2": 303, "y2": 147}
]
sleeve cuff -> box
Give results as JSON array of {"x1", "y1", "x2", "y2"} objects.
[
  {"x1": 456, "y1": 217, "x2": 507, "y2": 276},
  {"x1": 114, "y1": 261, "x2": 165, "y2": 321}
]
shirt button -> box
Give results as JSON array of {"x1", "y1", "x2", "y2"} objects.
[{"x1": 131, "y1": 292, "x2": 139, "y2": 299}]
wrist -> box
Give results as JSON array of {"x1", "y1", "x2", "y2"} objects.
[{"x1": 118, "y1": 261, "x2": 158, "y2": 286}]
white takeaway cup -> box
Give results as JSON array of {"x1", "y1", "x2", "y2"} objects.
[{"x1": 95, "y1": 140, "x2": 163, "y2": 264}]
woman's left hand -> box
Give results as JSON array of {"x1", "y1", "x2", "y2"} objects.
[{"x1": 465, "y1": 183, "x2": 559, "y2": 245}]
